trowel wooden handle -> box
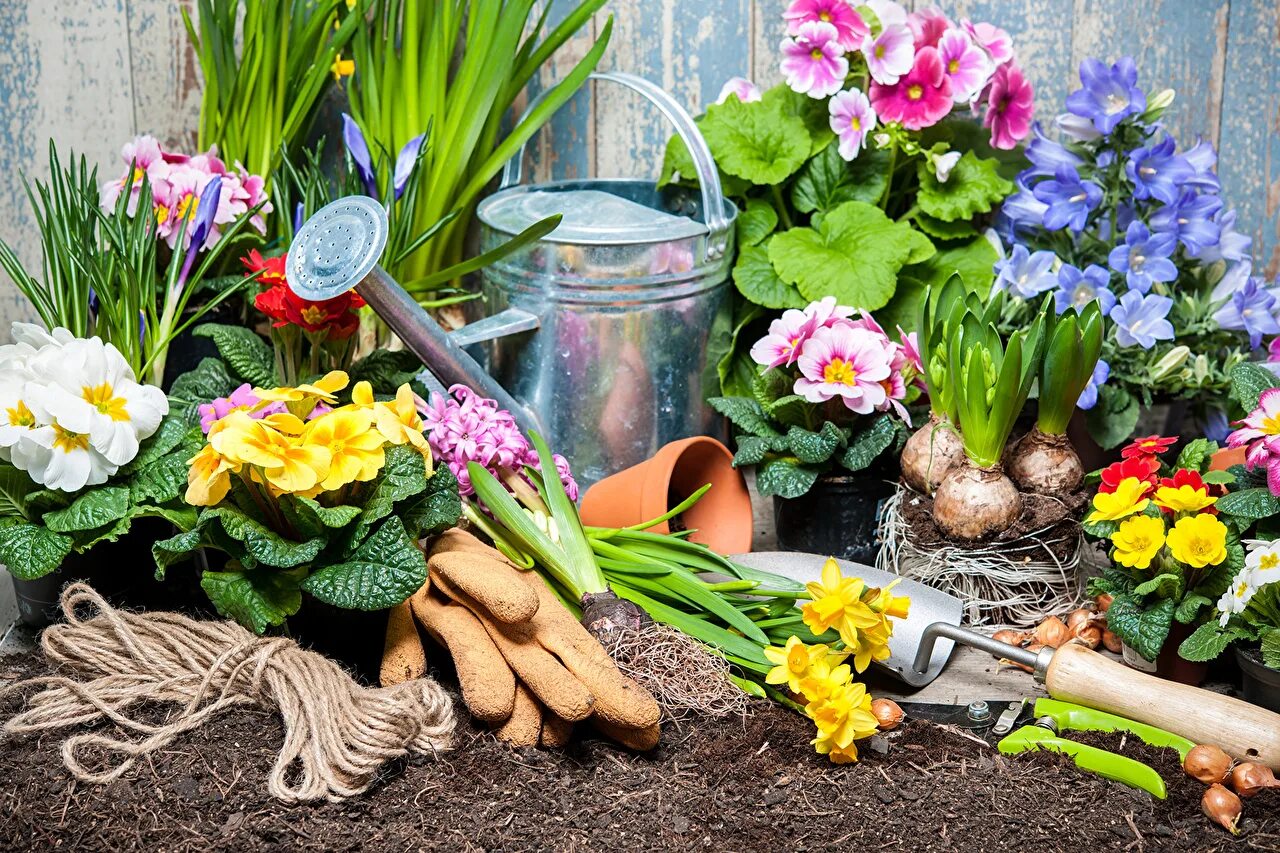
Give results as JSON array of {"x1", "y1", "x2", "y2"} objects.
[{"x1": 1045, "y1": 643, "x2": 1280, "y2": 769}]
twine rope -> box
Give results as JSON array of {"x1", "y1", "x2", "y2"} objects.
[{"x1": 0, "y1": 583, "x2": 455, "y2": 803}]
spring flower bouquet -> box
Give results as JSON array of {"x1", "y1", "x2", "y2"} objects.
[
  {"x1": 665, "y1": 0, "x2": 1033, "y2": 395},
  {"x1": 1083, "y1": 436, "x2": 1241, "y2": 663},
  {"x1": 708, "y1": 297, "x2": 919, "y2": 498},
  {"x1": 0, "y1": 324, "x2": 199, "y2": 581},
  {"x1": 157, "y1": 371, "x2": 461, "y2": 633},
  {"x1": 995, "y1": 57, "x2": 1263, "y2": 449}
]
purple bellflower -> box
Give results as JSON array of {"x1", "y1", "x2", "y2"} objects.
[
  {"x1": 1213, "y1": 277, "x2": 1280, "y2": 350},
  {"x1": 1064, "y1": 57, "x2": 1146, "y2": 135},
  {"x1": 1054, "y1": 263, "x2": 1116, "y2": 315},
  {"x1": 1032, "y1": 165, "x2": 1103, "y2": 232},
  {"x1": 1110, "y1": 290, "x2": 1174, "y2": 349},
  {"x1": 1108, "y1": 221, "x2": 1177, "y2": 293},
  {"x1": 993, "y1": 245, "x2": 1058, "y2": 299},
  {"x1": 1126, "y1": 136, "x2": 1194, "y2": 205},
  {"x1": 1150, "y1": 189, "x2": 1223, "y2": 256},
  {"x1": 1077, "y1": 359, "x2": 1110, "y2": 410}
]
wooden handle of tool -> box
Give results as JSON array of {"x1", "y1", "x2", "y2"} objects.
[{"x1": 1045, "y1": 643, "x2": 1280, "y2": 769}]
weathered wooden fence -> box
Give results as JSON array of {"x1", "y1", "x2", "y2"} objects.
[{"x1": 1, "y1": 0, "x2": 1276, "y2": 325}]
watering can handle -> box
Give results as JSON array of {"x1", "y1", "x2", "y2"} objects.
[{"x1": 500, "y1": 71, "x2": 733, "y2": 250}]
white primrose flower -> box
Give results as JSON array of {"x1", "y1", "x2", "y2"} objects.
[
  {"x1": 0, "y1": 373, "x2": 40, "y2": 461},
  {"x1": 10, "y1": 422, "x2": 116, "y2": 492}
]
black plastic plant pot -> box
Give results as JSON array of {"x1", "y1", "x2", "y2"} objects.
[
  {"x1": 290, "y1": 596, "x2": 390, "y2": 684},
  {"x1": 772, "y1": 473, "x2": 895, "y2": 566},
  {"x1": 10, "y1": 572, "x2": 65, "y2": 628},
  {"x1": 1236, "y1": 646, "x2": 1280, "y2": 713}
]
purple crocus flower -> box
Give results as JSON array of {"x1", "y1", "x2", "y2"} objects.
[
  {"x1": 1150, "y1": 189, "x2": 1223, "y2": 255},
  {"x1": 1181, "y1": 139, "x2": 1221, "y2": 192},
  {"x1": 1110, "y1": 290, "x2": 1175, "y2": 349},
  {"x1": 293, "y1": 202, "x2": 305, "y2": 234},
  {"x1": 1108, "y1": 221, "x2": 1178, "y2": 293},
  {"x1": 1054, "y1": 264, "x2": 1116, "y2": 315},
  {"x1": 393, "y1": 133, "x2": 426, "y2": 201},
  {"x1": 993, "y1": 245, "x2": 1058, "y2": 299},
  {"x1": 1126, "y1": 136, "x2": 1193, "y2": 205},
  {"x1": 177, "y1": 174, "x2": 222, "y2": 291},
  {"x1": 1076, "y1": 359, "x2": 1110, "y2": 410},
  {"x1": 1064, "y1": 56, "x2": 1146, "y2": 135},
  {"x1": 1032, "y1": 165, "x2": 1103, "y2": 232},
  {"x1": 1196, "y1": 208, "x2": 1253, "y2": 264},
  {"x1": 342, "y1": 113, "x2": 378, "y2": 200},
  {"x1": 1213, "y1": 277, "x2": 1280, "y2": 350},
  {"x1": 1024, "y1": 123, "x2": 1084, "y2": 178}
]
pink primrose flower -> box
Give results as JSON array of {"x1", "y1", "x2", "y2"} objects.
[
  {"x1": 869, "y1": 46, "x2": 953, "y2": 130},
  {"x1": 828, "y1": 89, "x2": 877, "y2": 160},
  {"x1": 794, "y1": 325, "x2": 893, "y2": 414},
  {"x1": 983, "y1": 63, "x2": 1034, "y2": 149},
  {"x1": 783, "y1": 0, "x2": 868, "y2": 51},
  {"x1": 861, "y1": 23, "x2": 915, "y2": 85},
  {"x1": 781, "y1": 21, "x2": 850, "y2": 99}
]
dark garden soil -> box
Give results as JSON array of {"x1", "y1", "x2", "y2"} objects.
[
  {"x1": 2, "y1": 653, "x2": 1278, "y2": 852},
  {"x1": 900, "y1": 482, "x2": 1089, "y2": 560}
]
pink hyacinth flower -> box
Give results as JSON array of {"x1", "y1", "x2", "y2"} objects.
[
  {"x1": 861, "y1": 23, "x2": 915, "y2": 86},
  {"x1": 781, "y1": 21, "x2": 849, "y2": 99},
  {"x1": 906, "y1": 7, "x2": 951, "y2": 49},
  {"x1": 715, "y1": 77, "x2": 762, "y2": 105},
  {"x1": 750, "y1": 309, "x2": 819, "y2": 369},
  {"x1": 869, "y1": 46, "x2": 953, "y2": 130},
  {"x1": 804, "y1": 296, "x2": 857, "y2": 329},
  {"x1": 828, "y1": 89, "x2": 877, "y2": 160},
  {"x1": 783, "y1": 0, "x2": 868, "y2": 51},
  {"x1": 937, "y1": 27, "x2": 992, "y2": 103},
  {"x1": 984, "y1": 63, "x2": 1034, "y2": 150},
  {"x1": 963, "y1": 20, "x2": 1013, "y2": 66},
  {"x1": 795, "y1": 325, "x2": 892, "y2": 414}
]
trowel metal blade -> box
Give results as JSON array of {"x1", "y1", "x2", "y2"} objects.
[{"x1": 731, "y1": 552, "x2": 964, "y2": 688}]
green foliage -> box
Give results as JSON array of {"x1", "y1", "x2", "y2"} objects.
[
  {"x1": 1229, "y1": 362, "x2": 1280, "y2": 413},
  {"x1": 1263, "y1": 629, "x2": 1280, "y2": 669},
  {"x1": 1105, "y1": 595, "x2": 1175, "y2": 662},
  {"x1": 791, "y1": 145, "x2": 889, "y2": 213},
  {"x1": 202, "y1": 566, "x2": 307, "y2": 634},
  {"x1": 1085, "y1": 385, "x2": 1140, "y2": 450},
  {"x1": 1036, "y1": 302, "x2": 1105, "y2": 435},
  {"x1": 736, "y1": 199, "x2": 779, "y2": 247},
  {"x1": 0, "y1": 521, "x2": 74, "y2": 580},
  {"x1": 700, "y1": 95, "x2": 810, "y2": 185},
  {"x1": 193, "y1": 324, "x2": 279, "y2": 387},
  {"x1": 1178, "y1": 620, "x2": 1250, "y2": 663},
  {"x1": 1216, "y1": 488, "x2": 1280, "y2": 523},
  {"x1": 301, "y1": 516, "x2": 428, "y2": 610},
  {"x1": 732, "y1": 245, "x2": 805, "y2": 310},
  {"x1": 915, "y1": 153, "x2": 1013, "y2": 221}
]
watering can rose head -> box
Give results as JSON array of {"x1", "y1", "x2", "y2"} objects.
[{"x1": 243, "y1": 250, "x2": 366, "y2": 340}]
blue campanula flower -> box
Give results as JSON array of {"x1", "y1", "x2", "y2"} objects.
[
  {"x1": 1196, "y1": 208, "x2": 1253, "y2": 264},
  {"x1": 1150, "y1": 189, "x2": 1223, "y2": 255},
  {"x1": 1110, "y1": 291, "x2": 1175, "y2": 348},
  {"x1": 1211, "y1": 260, "x2": 1254, "y2": 302},
  {"x1": 1055, "y1": 112, "x2": 1102, "y2": 142},
  {"x1": 342, "y1": 113, "x2": 378, "y2": 200},
  {"x1": 1108, "y1": 221, "x2": 1178, "y2": 293},
  {"x1": 176, "y1": 175, "x2": 222, "y2": 292},
  {"x1": 1055, "y1": 264, "x2": 1116, "y2": 315},
  {"x1": 1196, "y1": 407, "x2": 1232, "y2": 443},
  {"x1": 993, "y1": 245, "x2": 1058, "y2": 299},
  {"x1": 995, "y1": 179, "x2": 1048, "y2": 242},
  {"x1": 1213, "y1": 277, "x2": 1280, "y2": 349},
  {"x1": 1126, "y1": 136, "x2": 1193, "y2": 205},
  {"x1": 1064, "y1": 57, "x2": 1146, "y2": 135},
  {"x1": 1181, "y1": 139, "x2": 1221, "y2": 192},
  {"x1": 1032, "y1": 166, "x2": 1103, "y2": 232},
  {"x1": 1076, "y1": 359, "x2": 1110, "y2": 410},
  {"x1": 1024, "y1": 123, "x2": 1084, "y2": 177}
]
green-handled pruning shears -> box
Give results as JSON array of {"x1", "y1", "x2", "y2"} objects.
[{"x1": 997, "y1": 698, "x2": 1196, "y2": 799}]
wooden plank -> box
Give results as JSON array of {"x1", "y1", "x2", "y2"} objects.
[
  {"x1": 751, "y1": 0, "x2": 787, "y2": 88},
  {"x1": 124, "y1": 0, "x2": 201, "y2": 151},
  {"x1": 524, "y1": 1, "x2": 599, "y2": 183},
  {"x1": 1218, "y1": 0, "x2": 1280, "y2": 278},
  {"x1": 0, "y1": 0, "x2": 138, "y2": 326}
]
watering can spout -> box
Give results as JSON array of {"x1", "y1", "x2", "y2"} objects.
[{"x1": 284, "y1": 196, "x2": 543, "y2": 438}]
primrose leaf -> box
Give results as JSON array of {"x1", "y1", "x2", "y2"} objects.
[
  {"x1": 899, "y1": 234, "x2": 999, "y2": 294},
  {"x1": 733, "y1": 244, "x2": 806, "y2": 309},
  {"x1": 0, "y1": 465, "x2": 35, "y2": 519},
  {"x1": 281, "y1": 495, "x2": 362, "y2": 541},
  {"x1": 1132, "y1": 572, "x2": 1181, "y2": 599},
  {"x1": 349, "y1": 349, "x2": 425, "y2": 393},
  {"x1": 399, "y1": 464, "x2": 463, "y2": 539},
  {"x1": 763, "y1": 84, "x2": 835, "y2": 156},
  {"x1": 916, "y1": 152, "x2": 1013, "y2": 221},
  {"x1": 699, "y1": 95, "x2": 810, "y2": 186},
  {"x1": 1229, "y1": 362, "x2": 1280, "y2": 413},
  {"x1": 786, "y1": 423, "x2": 844, "y2": 465},
  {"x1": 302, "y1": 516, "x2": 427, "y2": 610},
  {"x1": 1215, "y1": 487, "x2": 1280, "y2": 521},
  {"x1": 1177, "y1": 621, "x2": 1244, "y2": 662},
  {"x1": 1104, "y1": 595, "x2": 1175, "y2": 662},
  {"x1": 1263, "y1": 629, "x2": 1280, "y2": 669},
  {"x1": 708, "y1": 396, "x2": 781, "y2": 439},
  {"x1": 120, "y1": 414, "x2": 192, "y2": 474},
  {"x1": 791, "y1": 144, "x2": 890, "y2": 214},
  {"x1": 0, "y1": 521, "x2": 73, "y2": 580},
  {"x1": 1086, "y1": 385, "x2": 1140, "y2": 450},
  {"x1": 913, "y1": 213, "x2": 978, "y2": 241},
  {"x1": 44, "y1": 486, "x2": 132, "y2": 534},
  {"x1": 732, "y1": 435, "x2": 771, "y2": 467},
  {"x1": 1087, "y1": 569, "x2": 1136, "y2": 598},
  {"x1": 1174, "y1": 593, "x2": 1213, "y2": 624},
  {"x1": 193, "y1": 323, "x2": 278, "y2": 387},
  {"x1": 737, "y1": 199, "x2": 779, "y2": 247},
  {"x1": 169, "y1": 357, "x2": 238, "y2": 408},
  {"x1": 769, "y1": 201, "x2": 935, "y2": 311},
  {"x1": 153, "y1": 527, "x2": 203, "y2": 579},
  {"x1": 201, "y1": 566, "x2": 305, "y2": 634},
  {"x1": 755, "y1": 457, "x2": 822, "y2": 498},
  {"x1": 840, "y1": 415, "x2": 897, "y2": 472},
  {"x1": 766, "y1": 395, "x2": 811, "y2": 428},
  {"x1": 349, "y1": 444, "x2": 431, "y2": 544},
  {"x1": 130, "y1": 451, "x2": 192, "y2": 505},
  {"x1": 1175, "y1": 438, "x2": 1218, "y2": 473},
  {"x1": 208, "y1": 507, "x2": 325, "y2": 568}
]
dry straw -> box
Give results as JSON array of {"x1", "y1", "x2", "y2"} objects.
[{"x1": 0, "y1": 584, "x2": 455, "y2": 803}]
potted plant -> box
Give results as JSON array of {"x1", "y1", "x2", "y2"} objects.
[
  {"x1": 1083, "y1": 437, "x2": 1240, "y2": 684},
  {"x1": 994, "y1": 56, "x2": 1264, "y2": 451},
  {"x1": 663, "y1": 0, "x2": 1034, "y2": 397},
  {"x1": 707, "y1": 298, "x2": 918, "y2": 563}
]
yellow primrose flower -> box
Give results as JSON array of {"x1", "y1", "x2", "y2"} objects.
[
  {"x1": 1110, "y1": 515, "x2": 1166, "y2": 570},
  {"x1": 185, "y1": 444, "x2": 234, "y2": 507},
  {"x1": 1086, "y1": 477, "x2": 1151, "y2": 524},
  {"x1": 795, "y1": 658, "x2": 853, "y2": 704},
  {"x1": 255, "y1": 371, "x2": 350, "y2": 405},
  {"x1": 375, "y1": 384, "x2": 432, "y2": 460},
  {"x1": 802, "y1": 558, "x2": 881, "y2": 643},
  {"x1": 1166, "y1": 513, "x2": 1228, "y2": 568},
  {"x1": 259, "y1": 430, "x2": 332, "y2": 494},
  {"x1": 1153, "y1": 484, "x2": 1216, "y2": 514},
  {"x1": 209, "y1": 411, "x2": 287, "y2": 468},
  {"x1": 301, "y1": 408, "x2": 386, "y2": 490},
  {"x1": 763, "y1": 637, "x2": 829, "y2": 694}
]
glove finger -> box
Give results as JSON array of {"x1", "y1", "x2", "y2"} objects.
[
  {"x1": 540, "y1": 713, "x2": 574, "y2": 749},
  {"x1": 380, "y1": 598, "x2": 427, "y2": 687},
  {"x1": 494, "y1": 683, "x2": 542, "y2": 747},
  {"x1": 428, "y1": 551, "x2": 538, "y2": 623},
  {"x1": 431, "y1": 528, "x2": 521, "y2": 568},
  {"x1": 412, "y1": 592, "x2": 516, "y2": 723},
  {"x1": 593, "y1": 718, "x2": 661, "y2": 752}
]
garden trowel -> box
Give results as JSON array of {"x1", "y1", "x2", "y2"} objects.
[{"x1": 734, "y1": 551, "x2": 1280, "y2": 769}]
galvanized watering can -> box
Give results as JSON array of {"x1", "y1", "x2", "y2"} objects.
[{"x1": 285, "y1": 72, "x2": 737, "y2": 490}]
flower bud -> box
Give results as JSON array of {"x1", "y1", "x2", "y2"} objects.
[
  {"x1": 1141, "y1": 88, "x2": 1177, "y2": 122},
  {"x1": 1151, "y1": 345, "x2": 1191, "y2": 379}
]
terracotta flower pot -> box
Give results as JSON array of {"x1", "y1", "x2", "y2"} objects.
[
  {"x1": 1209, "y1": 446, "x2": 1246, "y2": 471},
  {"x1": 579, "y1": 437, "x2": 753, "y2": 555}
]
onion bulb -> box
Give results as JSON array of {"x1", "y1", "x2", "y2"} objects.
[
  {"x1": 992, "y1": 629, "x2": 1029, "y2": 648},
  {"x1": 1185, "y1": 744, "x2": 1233, "y2": 784},
  {"x1": 1101, "y1": 629, "x2": 1122, "y2": 654},
  {"x1": 933, "y1": 461, "x2": 1024, "y2": 541},
  {"x1": 900, "y1": 414, "x2": 965, "y2": 495},
  {"x1": 1070, "y1": 623, "x2": 1102, "y2": 650},
  {"x1": 1230, "y1": 762, "x2": 1280, "y2": 798},
  {"x1": 1202, "y1": 784, "x2": 1242, "y2": 835},
  {"x1": 871, "y1": 698, "x2": 904, "y2": 731},
  {"x1": 1094, "y1": 593, "x2": 1113, "y2": 614},
  {"x1": 1034, "y1": 616, "x2": 1070, "y2": 649}
]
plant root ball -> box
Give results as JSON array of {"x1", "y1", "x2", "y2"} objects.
[
  {"x1": 933, "y1": 461, "x2": 1023, "y2": 541},
  {"x1": 1007, "y1": 429, "x2": 1084, "y2": 495},
  {"x1": 901, "y1": 414, "x2": 965, "y2": 495}
]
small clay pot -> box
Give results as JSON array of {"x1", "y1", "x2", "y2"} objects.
[
  {"x1": 1210, "y1": 446, "x2": 1246, "y2": 472},
  {"x1": 579, "y1": 436, "x2": 753, "y2": 555}
]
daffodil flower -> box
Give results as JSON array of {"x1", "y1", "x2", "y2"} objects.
[
  {"x1": 764, "y1": 637, "x2": 832, "y2": 694},
  {"x1": 801, "y1": 558, "x2": 882, "y2": 645}
]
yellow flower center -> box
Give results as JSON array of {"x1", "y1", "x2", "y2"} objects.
[
  {"x1": 907, "y1": 84, "x2": 924, "y2": 101},
  {"x1": 6, "y1": 400, "x2": 35, "y2": 428},
  {"x1": 174, "y1": 193, "x2": 196, "y2": 223},
  {"x1": 52, "y1": 424, "x2": 89, "y2": 453},
  {"x1": 819, "y1": 11, "x2": 831, "y2": 21},
  {"x1": 786, "y1": 643, "x2": 809, "y2": 673},
  {"x1": 1262, "y1": 413, "x2": 1280, "y2": 435},
  {"x1": 154, "y1": 203, "x2": 170, "y2": 224},
  {"x1": 301, "y1": 305, "x2": 329, "y2": 326},
  {"x1": 1237, "y1": 580, "x2": 1251, "y2": 596},
  {"x1": 130, "y1": 166, "x2": 145, "y2": 184},
  {"x1": 82, "y1": 383, "x2": 130, "y2": 421},
  {"x1": 823, "y1": 357, "x2": 858, "y2": 386},
  {"x1": 948, "y1": 59, "x2": 960, "y2": 74},
  {"x1": 850, "y1": 116, "x2": 861, "y2": 131},
  {"x1": 811, "y1": 48, "x2": 824, "y2": 60},
  {"x1": 1261, "y1": 554, "x2": 1279, "y2": 570}
]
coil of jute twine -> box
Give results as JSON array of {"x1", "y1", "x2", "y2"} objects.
[{"x1": 0, "y1": 583, "x2": 456, "y2": 803}]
